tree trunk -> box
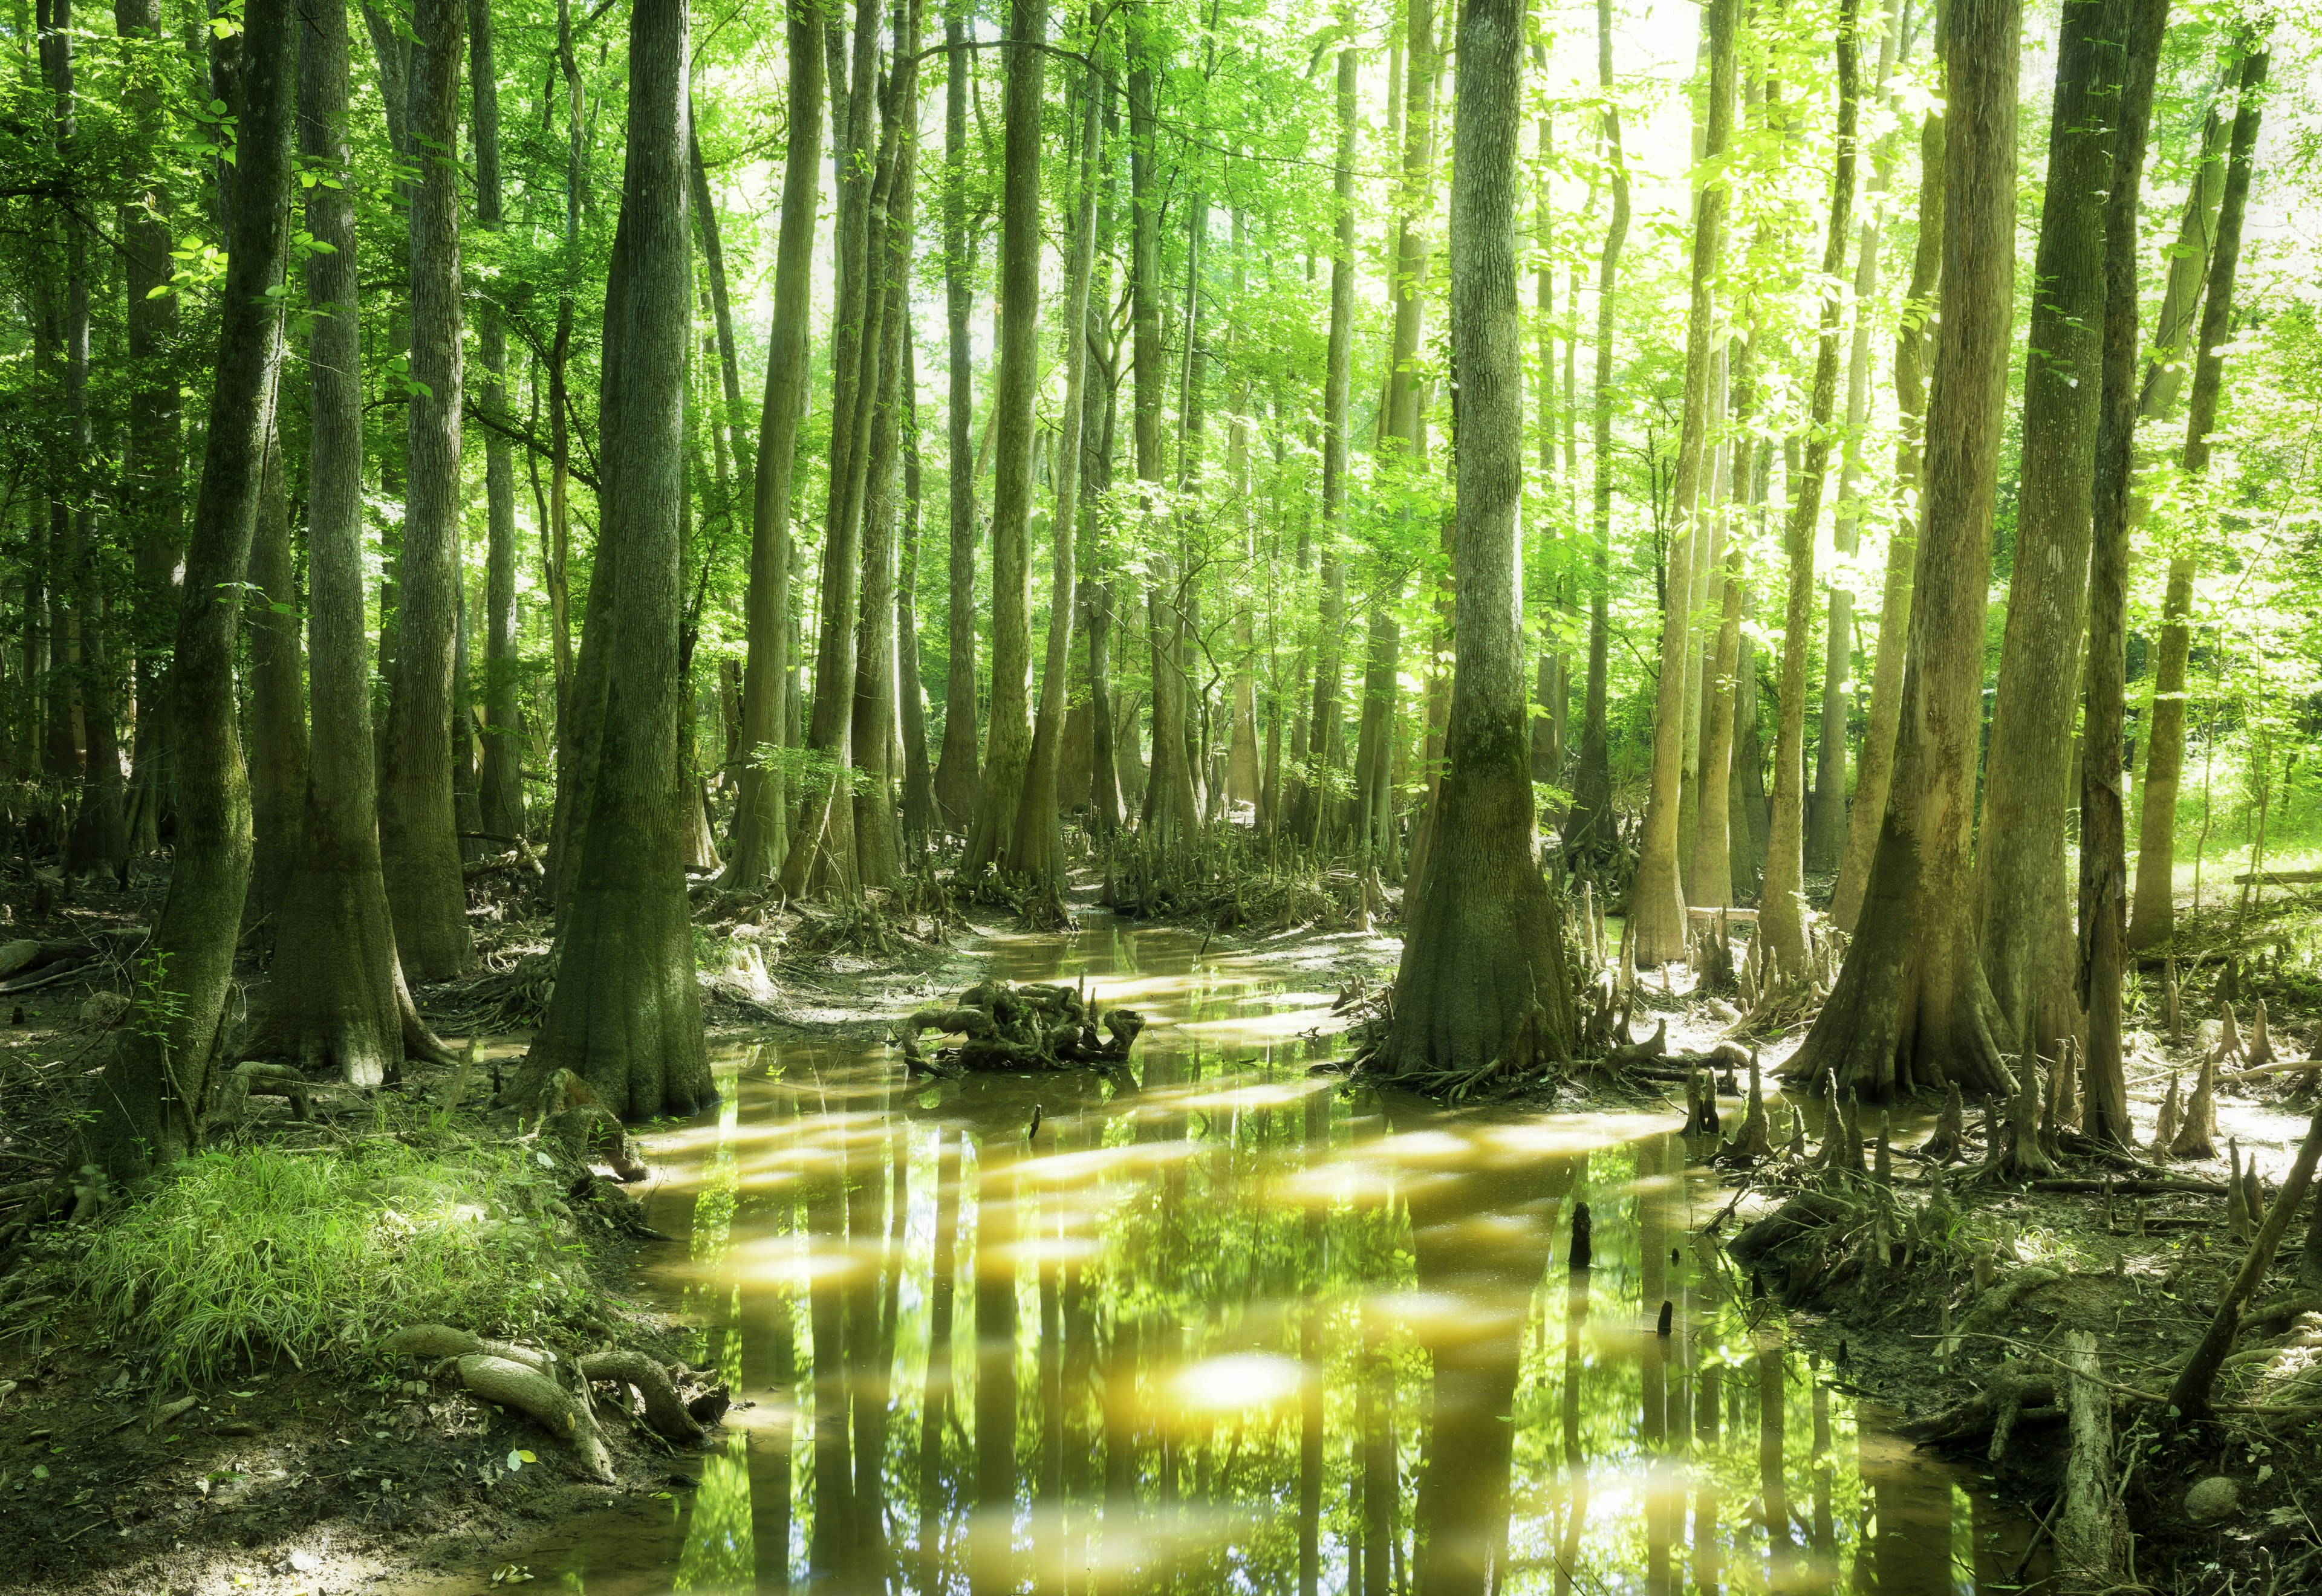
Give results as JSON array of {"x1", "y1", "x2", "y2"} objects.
[
  {"x1": 899, "y1": 345, "x2": 940, "y2": 850},
  {"x1": 1007, "y1": 51, "x2": 1100, "y2": 899},
  {"x1": 518, "y1": 0, "x2": 711, "y2": 1121},
  {"x1": 1378, "y1": 0, "x2": 1576, "y2": 1082},
  {"x1": 1833, "y1": 99, "x2": 1944, "y2": 934},
  {"x1": 244, "y1": 436, "x2": 306, "y2": 931},
  {"x1": 961, "y1": 0, "x2": 1047, "y2": 872},
  {"x1": 724, "y1": 0, "x2": 822, "y2": 890},
  {"x1": 378, "y1": 0, "x2": 473, "y2": 979},
  {"x1": 1562, "y1": 0, "x2": 1627, "y2": 866},
  {"x1": 1695, "y1": 333, "x2": 1757, "y2": 914},
  {"x1": 1973, "y1": 0, "x2": 2119, "y2": 1056},
  {"x1": 117, "y1": 0, "x2": 182, "y2": 857},
  {"x1": 2080, "y1": 0, "x2": 2170, "y2": 1152},
  {"x1": 1758, "y1": 0, "x2": 1861, "y2": 981},
  {"x1": 1786, "y1": 0, "x2": 2019, "y2": 1103},
  {"x1": 472, "y1": 0, "x2": 524, "y2": 842},
  {"x1": 2128, "y1": 46, "x2": 2263, "y2": 950},
  {"x1": 1628, "y1": 0, "x2": 1734, "y2": 963},
  {"x1": 252, "y1": 0, "x2": 448, "y2": 1085},
  {"x1": 931, "y1": 0, "x2": 983, "y2": 830},
  {"x1": 77, "y1": 0, "x2": 295, "y2": 1181}
]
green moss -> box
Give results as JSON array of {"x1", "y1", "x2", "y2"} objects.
[{"x1": 69, "y1": 1135, "x2": 602, "y2": 1386}]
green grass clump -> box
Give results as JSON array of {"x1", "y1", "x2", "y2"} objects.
[{"x1": 71, "y1": 1137, "x2": 599, "y2": 1386}]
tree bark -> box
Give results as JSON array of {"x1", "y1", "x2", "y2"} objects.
[
  {"x1": 1628, "y1": 0, "x2": 1733, "y2": 962},
  {"x1": 518, "y1": 0, "x2": 712, "y2": 1121},
  {"x1": 1784, "y1": 0, "x2": 2018, "y2": 1102},
  {"x1": 1833, "y1": 97, "x2": 1944, "y2": 934},
  {"x1": 252, "y1": 0, "x2": 448, "y2": 1085},
  {"x1": 1377, "y1": 0, "x2": 1576, "y2": 1080},
  {"x1": 931, "y1": 0, "x2": 983, "y2": 830},
  {"x1": 77, "y1": 0, "x2": 295, "y2": 1180},
  {"x1": 1758, "y1": 0, "x2": 1861, "y2": 980},
  {"x1": 1974, "y1": 0, "x2": 2119, "y2": 1056},
  {"x1": 962, "y1": 0, "x2": 1047, "y2": 872},
  {"x1": 1561, "y1": 0, "x2": 1627, "y2": 866},
  {"x1": 2080, "y1": 0, "x2": 2170, "y2": 1152},
  {"x1": 379, "y1": 0, "x2": 473, "y2": 979},
  {"x1": 472, "y1": 0, "x2": 524, "y2": 842},
  {"x1": 724, "y1": 0, "x2": 823, "y2": 890},
  {"x1": 1007, "y1": 50, "x2": 1101, "y2": 898},
  {"x1": 2127, "y1": 45, "x2": 2263, "y2": 950},
  {"x1": 244, "y1": 436, "x2": 306, "y2": 931},
  {"x1": 899, "y1": 345, "x2": 940, "y2": 850}
]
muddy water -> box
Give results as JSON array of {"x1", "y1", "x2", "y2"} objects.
[{"x1": 452, "y1": 921, "x2": 2039, "y2": 1594}]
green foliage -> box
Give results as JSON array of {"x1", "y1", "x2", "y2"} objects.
[{"x1": 69, "y1": 1137, "x2": 599, "y2": 1387}]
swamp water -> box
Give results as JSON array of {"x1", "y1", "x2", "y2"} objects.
[{"x1": 426, "y1": 921, "x2": 2038, "y2": 1594}]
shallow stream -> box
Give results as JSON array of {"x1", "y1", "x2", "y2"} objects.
[{"x1": 431, "y1": 920, "x2": 2040, "y2": 1594}]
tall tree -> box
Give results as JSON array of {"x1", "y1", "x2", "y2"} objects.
[
  {"x1": 378, "y1": 0, "x2": 475, "y2": 978},
  {"x1": 1561, "y1": 0, "x2": 1628, "y2": 864},
  {"x1": 725, "y1": 0, "x2": 825, "y2": 889},
  {"x1": 1972, "y1": 0, "x2": 2120, "y2": 1056},
  {"x1": 77, "y1": 0, "x2": 297, "y2": 1179},
  {"x1": 1009, "y1": 47, "x2": 1104, "y2": 903},
  {"x1": 963, "y1": 0, "x2": 1048, "y2": 870},
  {"x1": 1375, "y1": 0, "x2": 1576, "y2": 1083},
  {"x1": 1627, "y1": 0, "x2": 1734, "y2": 964},
  {"x1": 931, "y1": 0, "x2": 983, "y2": 829},
  {"x1": 516, "y1": 0, "x2": 713, "y2": 1120},
  {"x1": 251, "y1": 0, "x2": 449, "y2": 1084},
  {"x1": 2080, "y1": 0, "x2": 2170, "y2": 1149},
  {"x1": 2128, "y1": 45, "x2": 2265, "y2": 949},
  {"x1": 472, "y1": 0, "x2": 524, "y2": 841},
  {"x1": 1832, "y1": 94, "x2": 1944, "y2": 933},
  {"x1": 1786, "y1": 0, "x2": 2018, "y2": 1101},
  {"x1": 1758, "y1": 0, "x2": 1862, "y2": 981}
]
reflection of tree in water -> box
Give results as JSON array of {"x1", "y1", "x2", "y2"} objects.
[{"x1": 597, "y1": 957, "x2": 2031, "y2": 1596}]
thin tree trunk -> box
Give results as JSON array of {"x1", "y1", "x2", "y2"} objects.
[
  {"x1": 1786, "y1": 0, "x2": 2018, "y2": 1102},
  {"x1": 1008, "y1": 48, "x2": 1100, "y2": 899},
  {"x1": 724, "y1": 0, "x2": 822, "y2": 889},
  {"x1": 1296, "y1": 41, "x2": 1358, "y2": 847},
  {"x1": 899, "y1": 343, "x2": 940, "y2": 850},
  {"x1": 518, "y1": 0, "x2": 712, "y2": 1120},
  {"x1": 932, "y1": 0, "x2": 982, "y2": 829},
  {"x1": 1561, "y1": 0, "x2": 1627, "y2": 865},
  {"x1": 1833, "y1": 97, "x2": 1944, "y2": 933},
  {"x1": 1628, "y1": 0, "x2": 1734, "y2": 962},
  {"x1": 2128, "y1": 45, "x2": 2263, "y2": 949},
  {"x1": 2080, "y1": 0, "x2": 2170, "y2": 1151},
  {"x1": 1379, "y1": 0, "x2": 1576, "y2": 1081},
  {"x1": 245, "y1": 436, "x2": 306, "y2": 930},
  {"x1": 472, "y1": 0, "x2": 524, "y2": 841},
  {"x1": 1757, "y1": 0, "x2": 1861, "y2": 981},
  {"x1": 378, "y1": 0, "x2": 473, "y2": 979},
  {"x1": 961, "y1": 0, "x2": 1047, "y2": 871},
  {"x1": 1974, "y1": 0, "x2": 2119, "y2": 1055},
  {"x1": 77, "y1": 0, "x2": 295, "y2": 1180}
]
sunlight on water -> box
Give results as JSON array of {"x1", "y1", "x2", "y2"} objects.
[{"x1": 437, "y1": 921, "x2": 2037, "y2": 1595}]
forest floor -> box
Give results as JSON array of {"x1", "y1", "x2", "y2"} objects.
[{"x1": 1, "y1": 855, "x2": 2318, "y2": 1594}]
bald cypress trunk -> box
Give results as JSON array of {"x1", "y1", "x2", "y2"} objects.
[
  {"x1": 1787, "y1": 0, "x2": 2019, "y2": 1101},
  {"x1": 963, "y1": 0, "x2": 1047, "y2": 871},
  {"x1": 1561, "y1": 0, "x2": 1627, "y2": 866},
  {"x1": 2128, "y1": 47, "x2": 2263, "y2": 950},
  {"x1": 517, "y1": 0, "x2": 711, "y2": 1120},
  {"x1": 378, "y1": 0, "x2": 474, "y2": 978},
  {"x1": 251, "y1": 0, "x2": 448, "y2": 1084},
  {"x1": 1628, "y1": 0, "x2": 1734, "y2": 963},
  {"x1": 244, "y1": 438, "x2": 306, "y2": 930},
  {"x1": 472, "y1": 0, "x2": 524, "y2": 842},
  {"x1": 78, "y1": 0, "x2": 295, "y2": 1179},
  {"x1": 1377, "y1": 0, "x2": 1575, "y2": 1082},
  {"x1": 1973, "y1": 0, "x2": 2119, "y2": 1056},
  {"x1": 931, "y1": 0, "x2": 983, "y2": 831},
  {"x1": 723, "y1": 0, "x2": 822, "y2": 889},
  {"x1": 1758, "y1": 0, "x2": 1861, "y2": 981}
]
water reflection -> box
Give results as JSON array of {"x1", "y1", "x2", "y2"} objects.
[{"x1": 471, "y1": 923, "x2": 2037, "y2": 1595}]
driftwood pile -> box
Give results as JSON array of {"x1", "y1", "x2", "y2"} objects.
[{"x1": 900, "y1": 979, "x2": 1146, "y2": 1075}]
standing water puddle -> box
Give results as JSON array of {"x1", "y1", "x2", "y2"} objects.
[{"x1": 419, "y1": 921, "x2": 2039, "y2": 1593}]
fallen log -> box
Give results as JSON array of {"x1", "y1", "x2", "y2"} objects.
[{"x1": 900, "y1": 979, "x2": 1146, "y2": 1072}]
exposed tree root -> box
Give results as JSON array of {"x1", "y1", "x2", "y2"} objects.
[
  {"x1": 579, "y1": 1349, "x2": 706, "y2": 1444},
  {"x1": 901, "y1": 979, "x2": 1145, "y2": 1074}
]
